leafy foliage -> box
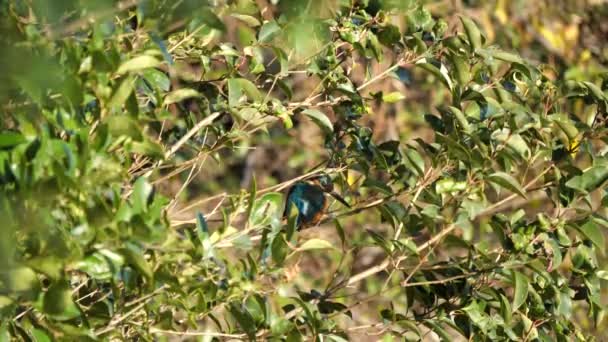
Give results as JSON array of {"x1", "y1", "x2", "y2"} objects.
[{"x1": 0, "y1": 0, "x2": 607, "y2": 340}]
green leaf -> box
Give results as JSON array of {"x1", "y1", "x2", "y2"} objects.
[
  {"x1": 73, "y1": 253, "x2": 115, "y2": 280},
  {"x1": 546, "y1": 238, "x2": 563, "y2": 271},
  {"x1": 557, "y1": 290, "x2": 572, "y2": 319},
  {"x1": 0, "y1": 132, "x2": 26, "y2": 149},
  {"x1": 31, "y1": 329, "x2": 52, "y2": 342},
  {"x1": 382, "y1": 92, "x2": 406, "y2": 103},
  {"x1": 423, "y1": 320, "x2": 451, "y2": 341},
  {"x1": 416, "y1": 58, "x2": 453, "y2": 90},
  {"x1": 246, "y1": 176, "x2": 257, "y2": 223},
  {"x1": 26, "y1": 256, "x2": 63, "y2": 280},
  {"x1": 367, "y1": 229, "x2": 393, "y2": 254},
  {"x1": 250, "y1": 192, "x2": 282, "y2": 226},
  {"x1": 476, "y1": 48, "x2": 523, "y2": 64},
  {"x1": 436, "y1": 178, "x2": 467, "y2": 195},
  {"x1": 199, "y1": 8, "x2": 226, "y2": 31},
  {"x1": 578, "y1": 220, "x2": 605, "y2": 249},
  {"x1": 499, "y1": 293, "x2": 512, "y2": 324},
  {"x1": 0, "y1": 322, "x2": 10, "y2": 342},
  {"x1": 272, "y1": 233, "x2": 288, "y2": 265},
  {"x1": 449, "y1": 54, "x2": 471, "y2": 86},
  {"x1": 285, "y1": 202, "x2": 299, "y2": 241},
  {"x1": 512, "y1": 271, "x2": 529, "y2": 312},
  {"x1": 0, "y1": 296, "x2": 14, "y2": 316},
  {"x1": 131, "y1": 177, "x2": 153, "y2": 213},
  {"x1": 462, "y1": 300, "x2": 492, "y2": 333},
  {"x1": 334, "y1": 219, "x2": 346, "y2": 247},
  {"x1": 565, "y1": 166, "x2": 608, "y2": 193},
  {"x1": 277, "y1": 109, "x2": 293, "y2": 129},
  {"x1": 363, "y1": 177, "x2": 393, "y2": 195},
  {"x1": 552, "y1": 115, "x2": 579, "y2": 141},
  {"x1": 459, "y1": 17, "x2": 482, "y2": 51},
  {"x1": 231, "y1": 14, "x2": 261, "y2": 27},
  {"x1": 259, "y1": 21, "x2": 281, "y2": 43},
  {"x1": 228, "y1": 78, "x2": 263, "y2": 107},
  {"x1": 487, "y1": 172, "x2": 526, "y2": 198},
  {"x1": 116, "y1": 55, "x2": 161, "y2": 74},
  {"x1": 196, "y1": 211, "x2": 210, "y2": 240},
  {"x1": 120, "y1": 243, "x2": 153, "y2": 281},
  {"x1": 597, "y1": 270, "x2": 608, "y2": 280},
  {"x1": 583, "y1": 81, "x2": 608, "y2": 101},
  {"x1": 302, "y1": 109, "x2": 333, "y2": 133},
  {"x1": 270, "y1": 316, "x2": 294, "y2": 336},
  {"x1": 408, "y1": 6, "x2": 433, "y2": 31},
  {"x1": 6, "y1": 266, "x2": 39, "y2": 293},
  {"x1": 447, "y1": 106, "x2": 471, "y2": 133},
  {"x1": 106, "y1": 115, "x2": 143, "y2": 140},
  {"x1": 366, "y1": 32, "x2": 383, "y2": 62},
  {"x1": 404, "y1": 147, "x2": 425, "y2": 177},
  {"x1": 233, "y1": 234, "x2": 253, "y2": 251},
  {"x1": 109, "y1": 75, "x2": 136, "y2": 110},
  {"x1": 142, "y1": 68, "x2": 170, "y2": 92},
  {"x1": 520, "y1": 314, "x2": 538, "y2": 340},
  {"x1": 163, "y1": 88, "x2": 201, "y2": 105},
  {"x1": 325, "y1": 334, "x2": 349, "y2": 342},
  {"x1": 492, "y1": 129, "x2": 530, "y2": 160},
  {"x1": 130, "y1": 139, "x2": 165, "y2": 158},
  {"x1": 297, "y1": 238, "x2": 335, "y2": 251},
  {"x1": 43, "y1": 281, "x2": 81, "y2": 320},
  {"x1": 229, "y1": 303, "x2": 257, "y2": 340}
]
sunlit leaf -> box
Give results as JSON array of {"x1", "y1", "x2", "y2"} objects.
[
  {"x1": 460, "y1": 16, "x2": 483, "y2": 51},
  {"x1": 116, "y1": 55, "x2": 161, "y2": 74},
  {"x1": 487, "y1": 172, "x2": 526, "y2": 198},
  {"x1": 0, "y1": 132, "x2": 26, "y2": 148},
  {"x1": 259, "y1": 21, "x2": 281, "y2": 43},
  {"x1": 228, "y1": 78, "x2": 263, "y2": 107},
  {"x1": 302, "y1": 109, "x2": 333, "y2": 133},
  {"x1": 416, "y1": 58, "x2": 453, "y2": 90},
  {"x1": 232, "y1": 14, "x2": 261, "y2": 27},
  {"x1": 109, "y1": 76, "x2": 136, "y2": 110},
  {"x1": 272, "y1": 233, "x2": 288, "y2": 265},
  {"x1": 163, "y1": 88, "x2": 201, "y2": 105},
  {"x1": 132, "y1": 177, "x2": 153, "y2": 213},
  {"x1": 250, "y1": 193, "x2": 282, "y2": 225},
  {"x1": 512, "y1": 271, "x2": 529, "y2": 312},
  {"x1": 477, "y1": 48, "x2": 523, "y2": 64},
  {"x1": 565, "y1": 166, "x2": 608, "y2": 194},
  {"x1": 577, "y1": 220, "x2": 604, "y2": 249},
  {"x1": 382, "y1": 92, "x2": 406, "y2": 103},
  {"x1": 297, "y1": 238, "x2": 335, "y2": 251}
]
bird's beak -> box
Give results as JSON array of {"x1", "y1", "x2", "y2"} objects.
[{"x1": 329, "y1": 191, "x2": 350, "y2": 208}]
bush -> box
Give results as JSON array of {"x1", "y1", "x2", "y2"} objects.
[{"x1": 0, "y1": 0, "x2": 607, "y2": 340}]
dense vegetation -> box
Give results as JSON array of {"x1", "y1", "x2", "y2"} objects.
[{"x1": 1, "y1": 0, "x2": 607, "y2": 340}]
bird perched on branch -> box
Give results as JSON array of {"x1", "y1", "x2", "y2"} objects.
[{"x1": 283, "y1": 173, "x2": 350, "y2": 229}]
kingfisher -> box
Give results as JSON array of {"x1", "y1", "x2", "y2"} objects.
[{"x1": 283, "y1": 173, "x2": 350, "y2": 229}]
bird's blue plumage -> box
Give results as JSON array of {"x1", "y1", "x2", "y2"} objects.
[{"x1": 283, "y1": 182, "x2": 327, "y2": 228}]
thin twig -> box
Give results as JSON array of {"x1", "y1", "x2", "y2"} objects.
[
  {"x1": 150, "y1": 328, "x2": 246, "y2": 338},
  {"x1": 95, "y1": 285, "x2": 167, "y2": 336},
  {"x1": 401, "y1": 272, "x2": 476, "y2": 287},
  {"x1": 164, "y1": 112, "x2": 221, "y2": 161},
  {"x1": 356, "y1": 58, "x2": 404, "y2": 92}
]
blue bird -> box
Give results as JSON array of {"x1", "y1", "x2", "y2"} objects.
[{"x1": 283, "y1": 173, "x2": 350, "y2": 229}]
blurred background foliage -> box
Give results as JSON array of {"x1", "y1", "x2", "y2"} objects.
[{"x1": 1, "y1": 0, "x2": 608, "y2": 340}]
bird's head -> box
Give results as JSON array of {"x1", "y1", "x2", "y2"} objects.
[
  {"x1": 309, "y1": 173, "x2": 334, "y2": 192},
  {"x1": 308, "y1": 172, "x2": 350, "y2": 208}
]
